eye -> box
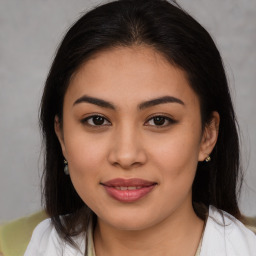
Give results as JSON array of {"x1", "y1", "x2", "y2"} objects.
[
  {"x1": 82, "y1": 115, "x2": 111, "y2": 126},
  {"x1": 145, "y1": 115, "x2": 176, "y2": 127}
]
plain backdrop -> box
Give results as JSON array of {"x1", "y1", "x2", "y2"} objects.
[{"x1": 0, "y1": 0, "x2": 255, "y2": 222}]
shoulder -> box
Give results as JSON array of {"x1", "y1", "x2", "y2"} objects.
[
  {"x1": 200, "y1": 206, "x2": 256, "y2": 256},
  {"x1": 24, "y1": 218, "x2": 60, "y2": 255},
  {"x1": 0, "y1": 210, "x2": 47, "y2": 256},
  {"x1": 24, "y1": 218, "x2": 85, "y2": 256}
]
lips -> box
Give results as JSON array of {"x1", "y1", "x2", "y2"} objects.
[{"x1": 101, "y1": 178, "x2": 157, "y2": 203}]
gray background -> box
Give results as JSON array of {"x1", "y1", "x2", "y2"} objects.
[{"x1": 0, "y1": 0, "x2": 255, "y2": 222}]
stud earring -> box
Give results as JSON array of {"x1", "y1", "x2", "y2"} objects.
[
  {"x1": 64, "y1": 159, "x2": 69, "y2": 175},
  {"x1": 205, "y1": 155, "x2": 211, "y2": 162}
]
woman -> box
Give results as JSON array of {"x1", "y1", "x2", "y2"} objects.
[{"x1": 24, "y1": 0, "x2": 256, "y2": 255}]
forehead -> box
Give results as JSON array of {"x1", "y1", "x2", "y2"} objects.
[{"x1": 66, "y1": 46, "x2": 199, "y2": 108}]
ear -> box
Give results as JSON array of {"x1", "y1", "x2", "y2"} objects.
[
  {"x1": 198, "y1": 111, "x2": 220, "y2": 162},
  {"x1": 54, "y1": 115, "x2": 67, "y2": 159}
]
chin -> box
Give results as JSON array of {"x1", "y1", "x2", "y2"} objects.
[
  {"x1": 97, "y1": 210, "x2": 163, "y2": 231},
  {"x1": 110, "y1": 219, "x2": 153, "y2": 231}
]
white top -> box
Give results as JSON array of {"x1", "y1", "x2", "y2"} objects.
[{"x1": 24, "y1": 206, "x2": 256, "y2": 256}]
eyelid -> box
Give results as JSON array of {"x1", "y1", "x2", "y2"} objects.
[
  {"x1": 80, "y1": 113, "x2": 177, "y2": 128},
  {"x1": 144, "y1": 114, "x2": 177, "y2": 127},
  {"x1": 81, "y1": 114, "x2": 111, "y2": 127}
]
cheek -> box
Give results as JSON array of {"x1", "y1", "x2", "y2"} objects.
[
  {"x1": 148, "y1": 136, "x2": 199, "y2": 211},
  {"x1": 64, "y1": 136, "x2": 107, "y2": 207},
  {"x1": 63, "y1": 131, "x2": 109, "y2": 183},
  {"x1": 148, "y1": 126, "x2": 201, "y2": 187},
  {"x1": 150, "y1": 132, "x2": 200, "y2": 169}
]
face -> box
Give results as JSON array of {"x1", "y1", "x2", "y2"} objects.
[{"x1": 55, "y1": 46, "x2": 218, "y2": 231}]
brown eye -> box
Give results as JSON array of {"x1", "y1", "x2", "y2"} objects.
[
  {"x1": 152, "y1": 116, "x2": 166, "y2": 126},
  {"x1": 82, "y1": 115, "x2": 111, "y2": 126},
  {"x1": 145, "y1": 115, "x2": 176, "y2": 127},
  {"x1": 92, "y1": 116, "x2": 105, "y2": 125}
]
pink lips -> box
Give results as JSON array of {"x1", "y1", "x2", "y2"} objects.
[{"x1": 101, "y1": 178, "x2": 157, "y2": 203}]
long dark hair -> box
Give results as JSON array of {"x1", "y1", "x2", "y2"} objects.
[{"x1": 40, "y1": 0, "x2": 242, "y2": 250}]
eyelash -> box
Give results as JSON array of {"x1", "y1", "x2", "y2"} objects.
[
  {"x1": 145, "y1": 115, "x2": 177, "y2": 127},
  {"x1": 81, "y1": 115, "x2": 111, "y2": 127},
  {"x1": 81, "y1": 114, "x2": 176, "y2": 128}
]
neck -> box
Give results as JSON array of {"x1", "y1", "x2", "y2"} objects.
[{"x1": 94, "y1": 203, "x2": 205, "y2": 256}]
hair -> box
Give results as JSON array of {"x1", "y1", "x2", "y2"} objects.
[{"x1": 40, "y1": 0, "x2": 242, "y2": 251}]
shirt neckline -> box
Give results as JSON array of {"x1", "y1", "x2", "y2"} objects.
[{"x1": 86, "y1": 218, "x2": 204, "y2": 256}]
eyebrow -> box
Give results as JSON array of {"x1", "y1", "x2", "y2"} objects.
[
  {"x1": 73, "y1": 95, "x2": 115, "y2": 109},
  {"x1": 138, "y1": 96, "x2": 184, "y2": 110},
  {"x1": 73, "y1": 95, "x2": 184, "y2": 110}
]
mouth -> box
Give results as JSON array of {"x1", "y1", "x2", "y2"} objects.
[{"x1": 101, "y1": 178, "x2": 157, "y2": 203}]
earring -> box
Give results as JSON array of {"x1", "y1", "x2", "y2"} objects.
[
  {"x1": 205, "y1": 155, "x2": 211, "y2": 162},
  {"x1": 64, "y1": 159, "x2": 69, "y2": 175}
]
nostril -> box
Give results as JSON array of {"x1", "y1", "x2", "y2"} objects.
[
  {"x1": 107, "y1": 137, "x2": 147, "y2": 168},
  {"x1": 110, "y1": 158, "x2": 145, "y2": 170}
]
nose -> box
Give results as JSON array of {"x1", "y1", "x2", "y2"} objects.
[{"x1": 107, "y1": 125, "x2": 147, "y2": 169}]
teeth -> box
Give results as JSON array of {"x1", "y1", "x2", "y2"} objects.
[
  {"x1": 115, "y1": 186, "x2": 142, "y2": 190},
  {"x1": 128, "y1": 186, "x2": 137, "y2": 190}
]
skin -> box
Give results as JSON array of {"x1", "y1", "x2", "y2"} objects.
[{"x1": 55, "y1": 46, "x2": 219, "y2": 256}]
